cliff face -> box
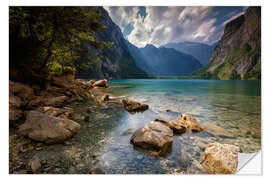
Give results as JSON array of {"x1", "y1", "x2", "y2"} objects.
[
  {"x1": 76, "y1": 7, "x2": 148, "y2": 79},
  {"x1": 163, "y1": 41, "x2": 217, "y2": 65},
  {"x1": 140, "y1": 45, "x2": 202, "y2": 76},
  {"x1": 193, "y1": 7, "x2": 261, "y2": 80}
]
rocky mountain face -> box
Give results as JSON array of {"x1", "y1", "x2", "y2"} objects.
[
  {"x1": 76, "y1": 7, "x2": 148, "y2": 79},
  {"x1": 163, "y1": 41, "x2": 218, "y2": 65},
  {"x1": 140, "y1": 44, "x2": 202, "y2": 76},
  {"x1": 192, "y1": 7, "x2": 261, "y2": 80},
  {"x1": 125, "y1": 40, "x2": 156, "y2": 76}
]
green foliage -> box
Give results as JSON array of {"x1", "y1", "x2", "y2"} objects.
[
  {"x1": 9, "y1": 6, "x2": 111, "y2": 80},
  {"x1": 244, "y1": 61, "x2": 261, "y2": 80},
  {"x1": 230, "y1": 70, "x2": 241, "y2": 80},
  {"x1": 190, "y1": 63, "x2": 219, "y2": 79},
  {"x1": 79, "y1": 57, "x2": 101, "y2": 70}
]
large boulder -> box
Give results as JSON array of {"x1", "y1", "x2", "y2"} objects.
[
  {"x1": 93, "y1": 79, "x2": 109, "y2": 88},
  {"x1": 9, "y1": 81, "x2": 34, "y2": 100},
  {"x1": 177, "y1": 114, "x2": 204, "y2": 132},
  {"x1": 155, "y1": 119, "x2": 186, "y2": 135},
  {"x1": 122, "y1": 98, "x2": 149, "y2": 112},
  {"x1": 18, "y1": 111, "x2": 80, "y2": 144},
  {"x1": 130, "y1": 121, "x2": 173, "y2": 156},
  {"x1": 200, "y1": 143, "x2": 240, "y2": 174}
]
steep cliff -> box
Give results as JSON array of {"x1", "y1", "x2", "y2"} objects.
[
  {"x1": 163, "y1": 41, "x2": 217, "y2": 65},
  {"x1": 76, "y1": 7, "x2": 148, "y2": 79},
  {"x1": 140, "y1": 44, "x2": 202, "y2": 76},
  {"x1": 192, "y1": 7, "x2": 261, "y2": 80}
]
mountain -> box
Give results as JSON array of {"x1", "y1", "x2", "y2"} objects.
[
  {"x1": 76, "y1": 7, "x2": 148, "y2": 79},
  {"x1": 140, "y1": 44, "x2": 202, "y2": 76},
  {"x1": 163, "y1": 41, "x2": 218, "y2": 65},
  {"x1": 192, "y1": 7, "x2": 261, "y2": 80},
  {"x1": 125, "y1": 40, "x2": 155, "y2": 76}
]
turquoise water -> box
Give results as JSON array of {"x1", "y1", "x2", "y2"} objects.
[
  {"x1": 94, "y1": 79, "x2": 261, "y2": 174},
  {"x1": 31, "y1": 79, "x2": 261, "y2": 174}
]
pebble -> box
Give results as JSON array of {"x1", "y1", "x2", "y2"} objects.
[
  {"x1": 28, "y1": 158, "x2": 41, "y2": 173},
  {"x1": 137, "y1": 155, "x2": 143, "y2": 160}
]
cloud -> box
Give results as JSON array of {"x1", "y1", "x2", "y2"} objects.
[{"x1": 105, "y1": 6, "x2": 247, "y2": 48}]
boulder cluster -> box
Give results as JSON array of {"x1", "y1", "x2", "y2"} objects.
[
  {"x1": 9, "y1": 76, "x2": 241, "y2": 174},
  {"x1": 130, "y1": 114, "x2": 204, "y2": 156},
  {"x1": 129, "y1": 111, "x2": 240, "y2": 174},
  {"x1": 9, "y1": 76, "x2": 109, "y2": 144}
]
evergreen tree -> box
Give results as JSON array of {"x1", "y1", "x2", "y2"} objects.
[{"x1": 9, "y1": 7, "x2": 112, "y2": 83}]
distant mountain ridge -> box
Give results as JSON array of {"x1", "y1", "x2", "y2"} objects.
[
  {"x1": 139, "y1": 44, "x2": 202, "y2": 76},
  {"x1": 163, "y1": 41, "x2": 218, "y2": 65},
  {"x1": 125, "y1": 40, "x2": 156, "y2": 76},
  {"x1": 192, "y1": 7, "x2": 261, "y2": 80}
]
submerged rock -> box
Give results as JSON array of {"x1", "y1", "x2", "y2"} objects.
[
  {"x1": 122, "y1": 98, "x2": 149, "y2": 112},
  {"x1": 19, "y1": 111, "x2": 80, "y2": 144},
  {"x1": 202, "y1": 122, "x2": 234, "y2": 138},
  {"x1": 200, "y1": 143, "x2": 240, "y2": 174},
  {"x1": 121, "y1": 128, "x2": 133, "y2": 136},
  {"x1": 130, "y1": 121, "x2": 173, "y2": 156},
  {"x1": 177, "y1": 114, "x2": 204, "y2": 132},
  {"x1": 93, "y1": 79, "x2": 109, "y2": 88}
]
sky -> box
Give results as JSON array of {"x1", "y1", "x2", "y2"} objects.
[{"x1": 104, "y1": 6, "x2": 247, "y2": 48}]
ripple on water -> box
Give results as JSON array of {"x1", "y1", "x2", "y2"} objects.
[{"x1": 31, "y1": 80, "x2": 260, "y2": 174}]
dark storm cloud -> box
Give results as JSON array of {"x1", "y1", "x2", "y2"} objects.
[{"x1": 104, "y1": 6, "x2": 246, "y2": 47}]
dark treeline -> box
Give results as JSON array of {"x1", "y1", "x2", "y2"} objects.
[{"x1": 9, "y1": 6, "x2": 112, "y2": 85}]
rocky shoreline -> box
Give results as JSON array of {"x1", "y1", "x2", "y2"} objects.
[{"x1": 9, "y1": 76, "x2": 242, "y2": 174}]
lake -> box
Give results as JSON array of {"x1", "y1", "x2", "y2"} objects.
[
  {"x1": 33, "y1": 79, "x2": 261, "y2": 174},
  {"x1": 93, "y1": 79, "x2": 261, "y2": 173}
]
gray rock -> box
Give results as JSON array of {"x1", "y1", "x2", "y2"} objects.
[
  {"x1": 19, "y1": 111, "x2": 80, "y2": 144},
  {"x1": 131, "y1": 121, "x2": 173, "y2": 156}
]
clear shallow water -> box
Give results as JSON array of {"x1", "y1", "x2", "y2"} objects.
[
  {"x1": 31, "y1": 79, "x2": 261, "y2": 174},
  {"x1": 96, "y1": 79, "x2": 261, "y2": 174}
]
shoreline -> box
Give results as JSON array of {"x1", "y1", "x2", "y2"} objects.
[{"x1": 9, "y1": 77, "x2": 261, "y2": 174}]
